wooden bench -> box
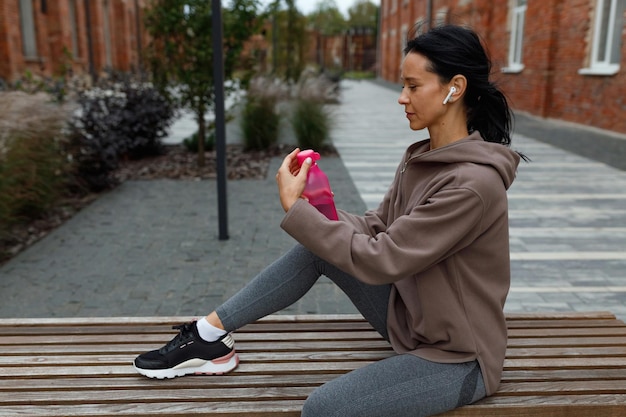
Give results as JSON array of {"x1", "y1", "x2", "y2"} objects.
[{"x1": 1, "y1": 312, "x2": 625, "y2": 416}]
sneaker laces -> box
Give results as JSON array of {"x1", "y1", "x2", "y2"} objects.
[{"x1": 158, "y1": 322, "x2": 196, "y2": 355}]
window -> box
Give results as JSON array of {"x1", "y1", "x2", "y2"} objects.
[
  {"x1": 580, "y1": 0, "x2": 623, "y2": 75},
  {"x1": 503, "y1": 0, "x2": 526, "y2": 73},
  {"x1": 19, "y1": 0, "x2": 38, "y2": 58},
  {"x1": 434, "y1": 8, "x2": 449, "y2": 27},
  {"x1": 102, "y1": 0, "x2": 112, "y2": 67},
  {"x1": 69, "y1": 0, "x2": 80, "y2": 58}
]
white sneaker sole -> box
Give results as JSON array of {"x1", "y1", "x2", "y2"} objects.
[{"x1": 134, "y1": 350, "x2": 239, "y2": 379}]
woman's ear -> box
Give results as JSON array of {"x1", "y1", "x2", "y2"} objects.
[{"x1": 448, "y1": 75, "x2": 467, "y2": 102}]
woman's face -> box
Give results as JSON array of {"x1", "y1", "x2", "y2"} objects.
[{"x1": 398, "y1": 52, "x2": 448, "y2": 131}]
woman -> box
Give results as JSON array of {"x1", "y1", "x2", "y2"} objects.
[{"x1": 134, "y1": 24, "x2": 522, "y2": 416}]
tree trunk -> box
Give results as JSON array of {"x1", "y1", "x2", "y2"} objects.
[{"x1": 196, "y1": 108, "x2": 206, "y2": 167}]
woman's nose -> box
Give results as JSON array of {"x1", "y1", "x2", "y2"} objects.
[{"x1": 398, "y1": 92, "x2": 408, "y2": 105}]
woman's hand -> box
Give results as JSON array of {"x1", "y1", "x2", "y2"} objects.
[{"x1": 276, "y1": 148, "x2": 312, "y2": 212}]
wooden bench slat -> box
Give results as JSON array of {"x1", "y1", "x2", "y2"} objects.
[
  {"x1": 0, "y1": 361, "x2": 379, "y2": 378},
  {"x1": 501, "y1": 368, "x2": 626, "y2": 382},
  {"x1": 495, "y1": 380, "x2": 626, "y2": 396},
  {"x1": 506, "y1": 336, "x2": 626, "y2": 348},
  {"x1": 506, "y1": 346, "x2": 626, "y2": 358},
  {"x1": 0, "y1": 340, "x2": 394, "y2": 356},
  {"x1": 508, "y1": 327, "x2": 626, "y2": 337},
  {"x1": 0, "y1": 401, "x2": 304, "y2": 417},
  {"x1": 0, "y1": 331, "x2": 385, "y2": 346},
  {"x1": 0, "y1": 350, "x2": 395, "y2": 367},
  {"x1": 0, "y1": 386, "x2": 313, "y2": 406},
  {"x1": 0, "y1": 374, "x2": 335, "y2": 391},
  {"x1": 505, "y1": 319, "x2": 626, "y2": 329},
  {"x1": 503, "y1": 312, "x2": 617, "y2": 321},
  {"x1": 504, "y1": 357, "x2": 626, "y2": 369}
]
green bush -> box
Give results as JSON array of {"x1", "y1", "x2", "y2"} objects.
[
  {"x1": 0, "y1": 135, "x2": 66, "y2": 223},
  {"x1": 241, "y1": 96, "x2": 280, "y2": 150},
  {"x1": 0, "y1": 96, "x2": 68, "y2": 232},
  {"x1": 67, "y1": 74, "x2": 176, "y2": 191},
  {"x1": 183, "y1": 129, "x2": 215, "y2": 153},
  {"x1": 291, "y1": 98, "x2": 332, "y2": 150}
]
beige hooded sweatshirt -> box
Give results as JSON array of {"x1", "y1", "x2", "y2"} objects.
[{"x1": 281, "y1": 131, "x2": 521, "y2": 395}]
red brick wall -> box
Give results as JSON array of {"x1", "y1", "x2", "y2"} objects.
[
  {"x1": 0, "y1": 0, "x2": 146, "y2": 83},
  {"x1": 379, "y1": 0, "x2": 626, "y2": 135}
]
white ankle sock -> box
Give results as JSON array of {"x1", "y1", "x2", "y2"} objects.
[{"x1": 196, "y1": 317, "x2": 226, "y2": 342}]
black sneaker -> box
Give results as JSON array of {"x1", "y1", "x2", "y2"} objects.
[{"x1": 133, "y1": 321, "x2": 239, "y2": 379}]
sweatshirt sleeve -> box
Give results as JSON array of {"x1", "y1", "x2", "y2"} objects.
[{"x1": 280, "y1": 187, "x2": 485, "y2": 285}]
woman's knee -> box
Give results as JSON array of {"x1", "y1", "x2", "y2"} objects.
[{"x1": 301, "y1": 382, "x2": 341, "y2": 417}]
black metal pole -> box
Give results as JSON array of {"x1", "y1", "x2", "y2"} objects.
[{"x1": 212, "y1": 0, "x2": 229, "y2": 240}]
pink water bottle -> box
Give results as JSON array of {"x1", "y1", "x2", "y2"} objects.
[{"x1": 296, "y1": 149, "x2": 338, "y2": 220}]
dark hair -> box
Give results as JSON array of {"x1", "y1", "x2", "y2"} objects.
[{"x1": 404, "y1": 25, "x2": 512, "y2": 147}]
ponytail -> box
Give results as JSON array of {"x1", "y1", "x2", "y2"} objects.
[{"x1": 467, "y1": 82, "x2": 512, "y2": 146}]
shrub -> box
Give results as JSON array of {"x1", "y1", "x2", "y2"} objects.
[
  {"x1": 0, "y1": 92, "x2": 69, "y2": 232},
  {"x1": 67, "y1": 75, "x2": 175, "y2": 191},
  {"x1": 240, "y1": 75, "x2": 289, "y2": 151},
  {"x1": 241, "y1": 96, "x2": 280, "y2": 151},
  {"x1": 183, "y1": 129, "x2": 215, "y2": 153},
  {"x1": 291, "y1": 98, "x2": 332, "y2": 150}
]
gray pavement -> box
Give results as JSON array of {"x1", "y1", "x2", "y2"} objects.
[{"x1": 1, "y1": 79, "x2": 625, "y2": 322}]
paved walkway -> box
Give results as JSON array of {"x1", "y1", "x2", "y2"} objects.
[{"x1": 1, "y1": 80, "x2": 625, "y2": 322}]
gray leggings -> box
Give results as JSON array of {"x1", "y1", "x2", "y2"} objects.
[{"x1": 216, "y1": 244, "x2": 486, "y2": 416}]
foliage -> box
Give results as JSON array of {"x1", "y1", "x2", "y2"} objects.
[
  {"x1": 307, "y1": 0, "x2": 347, "y2": 36},
  {"x1": 290, "y1": 72, "x2": 335, "y2": 149},
  {"x1": 8, "y1": 48, "x2": 82, "y2": 103},
  {"x1": 10, "y1": 70, "x2": 70, "y2": 104},
  {"x1": 67, "y1": 75, "x2": 175, "y2": 191},
  {"x1": 240, "y1": 75, "x2": 290, "y2": 150},
  {"x1": 183, "y1": 129, "x2": 216, "y2": 153},
  {"x1": 347, "y1": 0, "x2": 379, "y2": 30},
  {"x1": 291, "y1": 98, "x2": 331, "y2": 150},
  {"x1": 0, "y1": 93, "x2": 69, "y2": 232},
  {"x1": 343, "y1": 70, "x2": 376, "y2": 80},
  {"x1": 144, "y1": 0, "x2": 263, "y2": 165},
  {"x1": 241, "y1": 96, "x2": 280, "y2": 150},
  {"x1": 265, "y1": 0, "x2": 309, "y2": 82}
]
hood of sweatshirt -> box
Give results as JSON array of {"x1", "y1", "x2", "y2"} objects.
[{"x1": 405, "y1": 131, "x2": 521, "y2": 190}]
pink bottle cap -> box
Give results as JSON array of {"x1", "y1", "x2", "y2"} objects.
[{"x1": 296, "y1": 149, "x2": 320, "y2": 166}]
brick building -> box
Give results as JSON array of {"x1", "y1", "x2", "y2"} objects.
[
  {"x1": 0, "y1": 0, "x2": 146, "y2": 83},
  {"x1": 379, "y1": 0, "x2": 626, "y2": 135},
  {"x1": 308, "y1": 27, "x2": 378, "y2": 73}
]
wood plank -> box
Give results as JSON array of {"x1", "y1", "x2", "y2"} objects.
[
  {"x1": 501, "y1": 368, "x2": 626, "y2": 382},
  {"x1": 508, "y1": 327, "x2": 626, "y2": 337},
  {"x1": 505, "y1": 346, "x2": 626, "y2": 358},
  {"x1": 506, "y1": 336, "x2": 626, "y2": 348},
  {"x1": 0, "y1": 339, "x2": 394, "y2": 356},
  {"x1": 0, "y1": 401, "x2": 305, "y2": 417},
  {"x1": 494, "y1": 380, "x2": 626, "y2": 395},
  {"x1": 0, "y1": 386, "x2": 315, "y2": 406},
  {"x1": 0, "y1": 374, "x2": 335, "y2": 391},
  {"x1": 504, "y1": 357, "x2": 626, "y2": 369},
  {"x1": 503, "y1": 312, "x2": 617, "y2": 321},
  {"x1": 0, "y1": 350, "x2": 395, "y2": 367},
  {"x1": 0, "y1": 361, "x2": 378, "y2": 378}
]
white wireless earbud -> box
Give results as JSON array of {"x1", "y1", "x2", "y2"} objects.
[{"x1": 442, "y1": 86, "x2": 457, "y2": 105}]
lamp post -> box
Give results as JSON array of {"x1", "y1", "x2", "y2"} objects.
[{"x1": 212, "y1": 0, "x2": 229, "y2": 240}]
